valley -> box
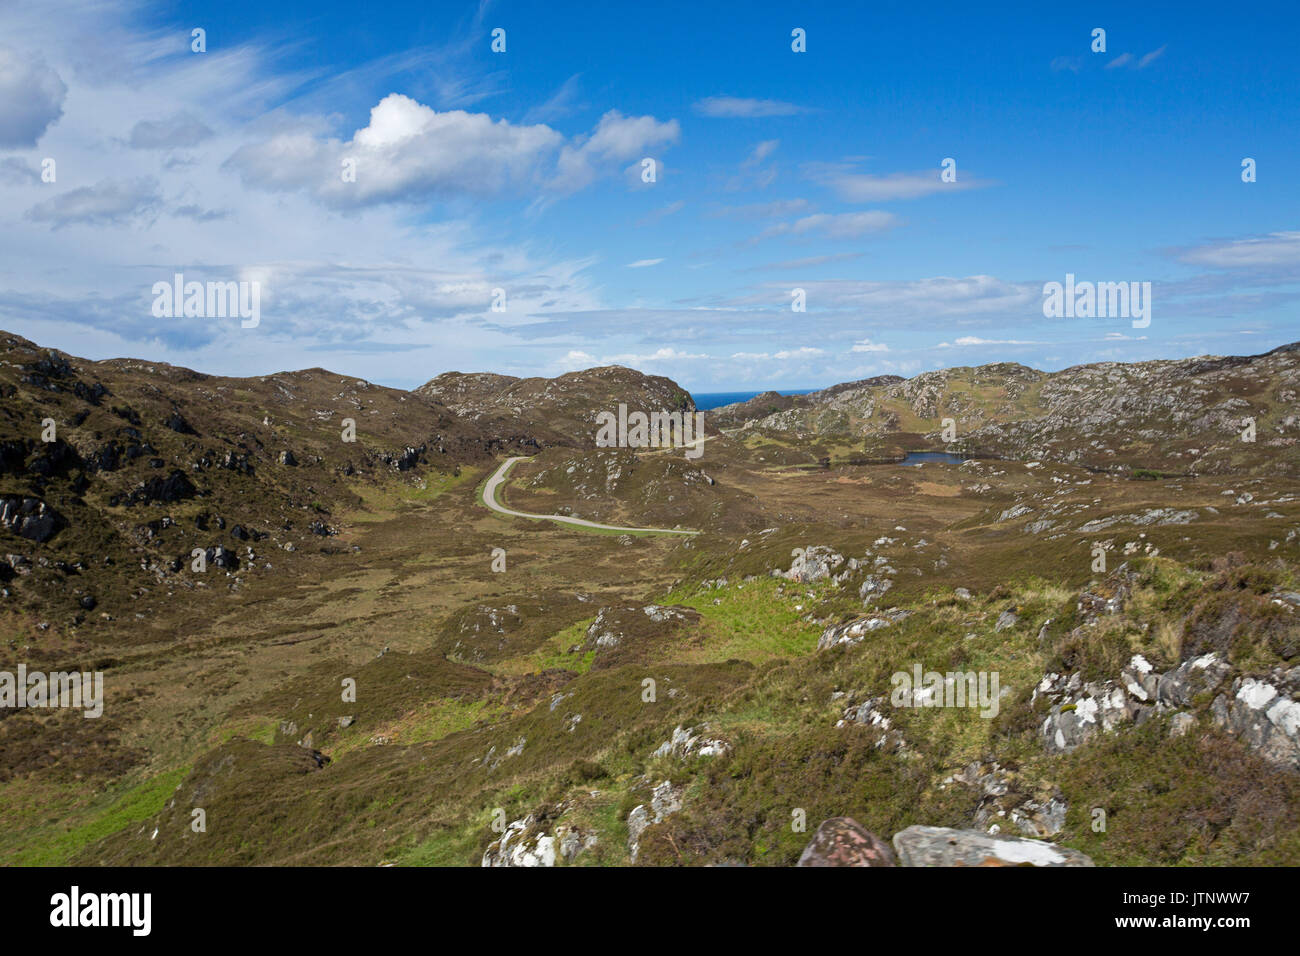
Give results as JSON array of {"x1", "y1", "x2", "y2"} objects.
[{"x1": 1, "y1": 330, "x2": 1297, "y2": 867}]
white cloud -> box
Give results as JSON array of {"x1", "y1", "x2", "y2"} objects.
[
  {"x1": 851, "y1": 338, "x2": 889, "y2": 352},
  {"x1": 711, "y1": 199, "x2": 811, "y2": 220},
  {"x1": 1178, "y1": 232, "x2": 1300, "y2": 268},
  {"x1": 693, "y1": 96, "x2": 807, "y2": 118},
  {"x1": 626, "y1": 258, "x2": 664, "y2": 268},
  {"x1": 936, "y1": 336, "x2": 1040, "y2": 348},
  {"x1": 743, "y1": 140, "x2": 779, "y2": 166},
  {"x1": 760, "y1": 210, "x2": 899, "y2": 241},
  {"x1": 806, "y1": 162, "x2": 985, "y2": 202},
  {"x1": 635, "y1": 200, "x2": 684, "y2": 227},
  {"x1": 554, "y1": 109, "x2": 680, "y2": 192},
  {"x1": 25, "y1": 177, "x2": 162, "y2": 228},
  {"x1": 1138, "y1": 45, "x2": 1167, "y2": 68},
  {"x1": 227, "y1": 94, "x2": 566, "y2": 205},
  {"x1": 129, "y1": 112, "x2": 213, "y2": 149},
  {"x1": 0, "y1": 45, "x2": 66, "y2": 147}
]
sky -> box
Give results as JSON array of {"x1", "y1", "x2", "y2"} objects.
[{"x1": 0, "y1": 0, "x2": 1297, "y2": 392}]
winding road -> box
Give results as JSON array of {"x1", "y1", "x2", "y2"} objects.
[{"x1": 480, "y1": 456, "x2": 701, "y2": 536}]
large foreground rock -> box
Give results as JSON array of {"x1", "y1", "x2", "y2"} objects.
[
  {"x1": 892, "y1": 825, "x2": 1094, "y2": 867},
  {"x1": 798, "y1": 817, "x2": 896, "y2": 866}
]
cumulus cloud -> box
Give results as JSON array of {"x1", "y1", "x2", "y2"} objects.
[
  {"x1": 226, "y1": 97, "x2": 679, "y2": 205},
  {"x1": 226, "y1": 94, "x2": 566, "y2": 205},
  {"x1": 851, "y1": 338, "x2": 889, "y2": 352},
  {"x1": 693, "y1": 96, "x2": 808, "y2": 118},
  {"x1": 129, "y1": 113, "x2": 214, "y2": 149},
  {"x1": 25, "y1": 177, "x2": 162, "y2": 228},
  {"x1": 0, "y1": 46, "x2": 67, "y2": 147},
  {"x1": 555, "y1": 109, "x2": 680, "y2": 192}
]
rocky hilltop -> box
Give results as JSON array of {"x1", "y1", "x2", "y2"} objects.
[
  {"x1": 417, "y1": 365, "x2": 696, "y2": 443},
  {"x1": 716, "y1": 344, "x2": 1300, "y2": 476}
]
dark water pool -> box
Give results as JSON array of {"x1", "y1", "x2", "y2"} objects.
[{"x1": 898, "y1": 451, "x2": 968, "y2": 466}]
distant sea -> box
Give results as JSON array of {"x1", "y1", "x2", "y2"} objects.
[{"x1": 692, "y1": 389, "x2": 817, "y2": 410}]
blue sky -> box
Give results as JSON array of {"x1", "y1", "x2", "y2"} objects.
[{"x1": 0, "y1": 0, "x2": 1297, "y2": 391}]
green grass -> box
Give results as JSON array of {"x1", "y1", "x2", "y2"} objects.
[{"x1": 11, "y1": 765, "x2": 190, "y2": 866}]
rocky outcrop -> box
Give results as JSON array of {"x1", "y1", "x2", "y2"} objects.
[
  {"x1": 627, "y1": 780, "x2": 683, "y2": 863},
  {"x1": 651, "y1": 724, "x2": 730, "y2": 760},
  {"x1": 1036, "y1": 649, "x2": 1300, "y2": 770},
  {"x1": 780, "y1": 545, "x2": 844, "y2": 583},
  {"x1": 1212, "y1": 671, "x2": 1300, "y2": 770},
  {"x1": 818, "y1": 610, "x2": 910, "y2": 650},
  {"x1": 892, "y1": 825, "x2": 1094, "y2": 867},
  {"x1": 0, "y1": 497, "x2": 63, "y2": 543},
  {"x1": 123, "y1": 469, "x2": 197, "y2": 505},
  {"x1": 481, "y1": 812, "x2": 598, "y2": 867},
  {"x1": 946, "y1": 761, "x2": 1068, "y2": 838},
  {"x1": 583, "y1": 604, "x2": 699, "y2": 651}
]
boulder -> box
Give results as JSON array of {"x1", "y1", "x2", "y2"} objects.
[
  {"x1": 0, "y1": 497, "x2": 63, "y2": 543},
  {"x1": 892, "y1": 825, "x2": 1093, "y2": 867},
  {"x1": 798, "y1": 817, "x2": 896, "y2": 867}
]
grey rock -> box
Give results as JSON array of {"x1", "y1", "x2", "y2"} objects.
[{"x1": 892, "y1": 825, "x2": 1094, "y2": 867}]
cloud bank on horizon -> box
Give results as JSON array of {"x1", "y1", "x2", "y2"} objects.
[{"x1": 0, "y1": 0, "x2": 1297, "y2": 392}]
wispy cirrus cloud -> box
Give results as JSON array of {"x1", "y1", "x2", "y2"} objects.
[
  {"x1": 805, "y1": 161, "x2": 988, "y2": 202},
  {"x1": 1175, "y1": 232, "x2": 1300, "y2": 268},
  {"x1": 693, "y1": 95, "x2": 809, "y2": 118},
  {"x1": 756, "y1": 210, "x2": 899, "y2": 241}
]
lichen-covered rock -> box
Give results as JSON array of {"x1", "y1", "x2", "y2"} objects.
[
  {"x1": 892, "y1": 825, "x2": 1094, "y2": 867},
  {"x1": 948, "y1": 761, "x2": 1068, "y2": 838},
  {"x1": 1211, "y1": 672, "x2": 1300, "y2": 770},
  {"x1": 627, "y1": 780, "x2": 683, "y2": 862},
  {"x1": 780, "y1": 545, "x2": 844, "y2": 584},
  {"x1": 798, "y1": 817, "x2": 896, "y2": 867},
  {"x1": 652, "y1": 724, "x2": 730, "y2": 760},
  {"x1": 818, "y1": 615, "x2": 892, "y2": 651}
]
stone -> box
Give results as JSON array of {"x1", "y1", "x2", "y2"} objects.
[
  {"x1": 818, "y1": 616, "x2": 892, "y2": 651},
  {"x1": 892, "y1": 825, "x2": 1094, "y2": 867},
  {"x1": 798, "y1": 817, "x2": 896, "y2": 867}
]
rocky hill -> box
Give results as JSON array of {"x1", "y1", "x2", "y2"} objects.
[
  {"x1": 718, "y1": 344, "x2": 1300, "y2": 475},
  {"x1": 417, "y1": 365, "x2": 697, "y2": 446}
]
